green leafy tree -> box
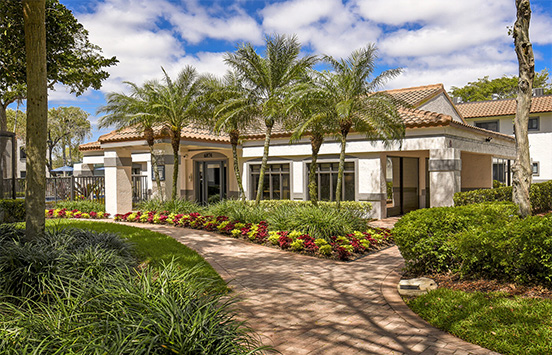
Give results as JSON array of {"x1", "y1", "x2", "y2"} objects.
[
  {"x1": 6, "y1": 108, "x2": 26, "y2": 139},
  {"x1": 201, "y1": 71, "x2": 257, "y2": 200},
  {"x1": 98, "y1": 81, "x2": 164, "y2": 200},
  {"x1": 151, "y1": 67, "x2": 202, "y2": 201},
  {"x1": 46, "y1": 107, "x2": 91, "y2": 170},
  {"x1": 224, "y1": 34, "x2": 316, "y2": 205},
  {"x1": 450, "y1": 69, "x2": 551, "y2": 102},
  {"x1": 317, "y1": 44, "x2": 406, "y2": 208}
]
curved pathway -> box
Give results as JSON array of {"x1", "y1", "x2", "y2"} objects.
[{"x1": 118, "y1": 222, "x2": 498, "y2": 355}]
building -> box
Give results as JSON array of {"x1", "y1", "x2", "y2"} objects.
[
  {"x1": 78, "y1": 84, "x2": 516, "y2": 218},
  {"x1": 456, "y1": 93, "x2": 552, "y2": 183}
]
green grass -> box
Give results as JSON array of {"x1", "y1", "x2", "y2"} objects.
[
  {"x1": 46, "y1": 219, "x2": 225, "y2": 290},
  {"x1": 407, "y1": 288, "x2": 552, "y2": 354}
]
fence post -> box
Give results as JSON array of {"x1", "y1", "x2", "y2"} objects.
[{"x1": 71, "y1": 176, "x2": 75, "y2": 201}]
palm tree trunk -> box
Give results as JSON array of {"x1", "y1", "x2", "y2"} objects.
[
  {"x1": 0, "y1": 104, "x2": 8, "y2": 197},
  {"x1": 335, "y1": 128, "x2": 349, "y2": 209},
  {"x1": 512, "y1": 0, "x2": 534, "y2": 217},
  {"x1": 230, "y1": 130, "x2": 245, "y2": 201},
  {"x1": 144, "y1": 127, "x2": 163, "y2": 201},
  {"x1": 23, "y1": 0, "x2": 47, "y2": 238},
  {"x1": 170, "y1": 128, "x2": 180, "y2": 201},
  {"x1": 255, "y1": 120, "x2": 274, "y2": 205},
  {"x1": 309, "y1": 134, "x2": 323, "y2": 206}
]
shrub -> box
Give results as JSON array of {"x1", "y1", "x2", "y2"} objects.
[
  {"x1": 137, "y1": 198, "x2": 204, "y2": 215},
  {"x1": 454, "y1": 180, "x2": 552, "y2": 214},
  {"x1": 0, "y1": 199, "x2": 25, "y2": 223},
  {"x1": 54, "y1": 200, "x2": 105, "y2": 213},
  {"x1": 393, "y1": 203, "x2": 518, "y2": 275},
  {"x1": 394, "y1": 203, "x2": 552, "y2": 286},
  {"x1": 206, "y1": 200, "x2": 268, "y2": 224}
]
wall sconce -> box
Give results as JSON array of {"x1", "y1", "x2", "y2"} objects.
[
  {"x1": 188, "y1": 174, "x2": 193, "y2": 182},
  {"x1": 485, "y1": 137, "x2": 493, "y2": 142}
]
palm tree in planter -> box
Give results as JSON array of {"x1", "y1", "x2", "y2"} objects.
[
  {"x1": 98, "y1": 80, "x2": 165, "y2": 200},
  {"x1": 150, "y1": 66, "x2": 202, "y2": 201},
  {"x1": 200, "y1": 71, "x2": 258, "y2": 201},
  {"x1": 318, "y1": 44, "x2": 406, "y2": 208},
  {"x1": 286, "y1": 73, "x2": 335, "y2": 206},
  {"x1": 224, "y1": 34, "x2": 317, "y2": 205}
]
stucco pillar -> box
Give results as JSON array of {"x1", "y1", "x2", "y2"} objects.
[
  {"x1": 104, "y1": 149, "x2": 132, "y2": 216},
  {"x1": 292, "y1": 161, "x2": 304, "y2": 200},
  {"x1": 357, "y1": 155, "x2": 386, "y2": 219},
  {"x1": 429, "y1": 148, "x2": 461, "y2": 207}
]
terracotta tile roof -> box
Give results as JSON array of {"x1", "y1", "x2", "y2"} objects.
[
  {"x1": 385, "y1": 83, "x2": 445, "y2": 107},
  {"x1": 97, "y1": 123, "x2": 229, "y2": 144},
  {"x1": 79, "y1": 141, "x2": 102, "y2": 151},
  {"x1": 457, "y1": 95, "x2": 552, "y2": 118}
]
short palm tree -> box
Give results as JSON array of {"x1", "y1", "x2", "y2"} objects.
[
  {"x1": 318, "y1": 44, "x2": 406, "y2": 207},
  {"x1": 150, "y1": 66, "x2": 202, "y2": 201},
  {"x1": 97, "y1": 81, "x2": 164, "y2": 200},
  {"x1": 224, "y1": 34, "x2": 317, "y2": 205},
  {"x1": 200, "y1": 71, "x2": 257, "y2": 201}
]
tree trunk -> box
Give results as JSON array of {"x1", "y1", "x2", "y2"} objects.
[
  {"x1": 255, "y1": 120, "x2": 274, "y2": 205},
  {"x1": 512, "y1": 0, "x2": 534, "y2": 218},
  {"x1": 23, "y1": 0, "x2": 48, "y2": 238},
  {"x1": 309, "y1": 134, "x2": 323, "y2": 206},
  {"x1": 170, "y1": 128, "x2": 180, "y2": 201},
  {"x1": 145, "y1": 127, "x2": 163, "y2": 201},
  {"x1": 335, "y1": 128, "x2": 349, "y2": 209},
  {"x1": 230, "y1": 130, "x2": 245, "y2": 201},
  {"x1": 0, "y1": 104, "x2": 7, "y2": 197}
]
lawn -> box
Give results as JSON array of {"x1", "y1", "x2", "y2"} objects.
[
  {"x1": 46, "y1": 219, "x2": 226, "y2": 290},
  {"x1": 407, "y1": 288, "x2": 552, "y2": 355}
]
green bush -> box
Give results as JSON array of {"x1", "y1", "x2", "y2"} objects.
[
  {"x1": 206, "y1": 200, "x2": 268, "y2": 224},
  {"x1": 54, "y1": 200, "x2": 105, "y2": 213},
  {"x1": 137, "y1": 198, "x2": 205, "y2": 215},
  {"x1": 394, "y1": 203, "x2": 552, "y2": 286},
  {"x1": 0, "y1": 199, "x2": 25, "y2": 223},
  {"x1": 454, "y1": 180, "x2": 552, "y2": 214}
]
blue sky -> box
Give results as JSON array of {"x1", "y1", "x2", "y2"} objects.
[{"x1": 33, "y1": 0, "x2": 552, "y2": 143}]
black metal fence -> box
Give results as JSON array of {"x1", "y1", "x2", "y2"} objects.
[{"x1": 132, "y1": 175, "x2": 149, "y2": 205}]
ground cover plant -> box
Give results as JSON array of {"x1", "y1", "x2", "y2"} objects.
[
  {"x1": 46, "y1": 207, "x2": 110, "y2": 219},
  {"x1": 406, "y1": 289, "x2": 552, "y2": 355},
  {"x1": 53, "y1": 199, "x2": 106, "y2": 213},
  {"x1": 0, "y1": 222, "x2": 266, "y2": 354},
  {"x1": 115, "y1": 202, "x2": 392, "y2": 261}
]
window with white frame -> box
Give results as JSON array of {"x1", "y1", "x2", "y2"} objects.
[
  {"x1": 475, "y1": 120, "x2": 499, "y2": 132},
  {"x1": 250, "y1": 163, "x2": 290, "y2": 200},
  {"x1": 532, "y1": 162, "x2": 540, "y2": 176},
  {"x1": 307, "y1": 162, "x2": 355, "y2": 201},
  {"x1": 528, "y1": 117, "x2": 540, "y2": 131}
]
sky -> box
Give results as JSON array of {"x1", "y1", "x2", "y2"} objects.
[{"x1": 25, "y1": 0, "x2": 552, "y2": 143}]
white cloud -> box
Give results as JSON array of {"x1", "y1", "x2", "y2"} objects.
[{"x1": 531, "y1": 10, "x2": 552, "y2": 45}]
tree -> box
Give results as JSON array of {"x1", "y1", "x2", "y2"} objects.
[
  {"x1": 46, "y1": 107, "x2": 90, "y2": 170},
  {"x1": 512, "y1": 0, "x2": 534, "y2": 217},
  {"x1": 98, "y1": 81, "x2": 164, "y2": 200},
  {"x1": 201, "y1": 71, "x2": 257, "y2": 201},
  {"x1": 23, "y1": 0, "x2": 47, "y2": 238},
  {"x1": 224, "y1": 34, "x2": 316, "y2": 205},
  {"x1": 151, "y1": 67, "x2": 202, "y2": 201},
  {"x1": 6, "y1": 108, "x2": 26, "y2": 139},
  {"x1": 449, "y1": 69, "x2": 551, "y2": 102},
  {"x1": 318, "y1": 45, "x2": 405, "y2": 208},
  {"x1": 0, "y1": 0, "x2": 117, "y2": 130}
]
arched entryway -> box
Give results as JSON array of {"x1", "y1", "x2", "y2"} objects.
[{"x1": 192, "y1": 152, "x2": 228, "y2": 204}]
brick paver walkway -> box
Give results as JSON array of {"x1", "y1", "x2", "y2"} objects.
[{"x1": 118, "y1": 222, "x2": 498, "y2": 355}]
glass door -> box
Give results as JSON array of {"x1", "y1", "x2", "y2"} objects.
[{"x1": 195, "y1": 160, "x2": 227, "y2": 204}]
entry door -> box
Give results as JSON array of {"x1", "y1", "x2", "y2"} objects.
[
  {"x1": 387, "y1": 157, "x2": 419, "y2": 217},
  {"x1": 195, "y1": 160, "x2": 227, "y2": 204}
]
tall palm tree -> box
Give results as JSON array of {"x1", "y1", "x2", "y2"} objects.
[
  {"x1": 224, "y1": 34, "x2": 317, "y2": 205},
  {"x1": 151, "y1": 66, "x2": 202, "y2": 201},
  {"x1": 200, "y1": 71, "x2": 257, "y2": 201},
  {"x1": 97, "y1": 80, "x2": 164, "y2": 200},
  {"x1": 318, "y1": 44, "x2": 406, "y2": 208}
]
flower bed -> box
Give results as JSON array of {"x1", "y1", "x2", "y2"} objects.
[
  {"x1": 114, "y1": 211, "x2": 393, "y2": 261},
  {"x1": 45, "y1": 208, "x2": 110, "y2": 219}
]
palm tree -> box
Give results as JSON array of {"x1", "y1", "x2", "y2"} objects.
[
  {"x1": 200, "y1": 71, "x2": 257, "y2": 201},
  {"x1": 150, "y1": 66, "x2": 202, "y2": 201},
  {"x1": 318, "y1": 44, "x2": 406, "y2": 208},
  {"x1": 224, "y1": 34, "x2": 317, "y2": 205},
  {"x1": 97, "y1": 80, "x2": 164, "y2": 200}
]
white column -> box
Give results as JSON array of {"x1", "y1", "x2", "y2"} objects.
[
  {"x1": 104, "y1": 149, "x2": 133, "y2": 216},
  {"x1": 357, "y1": 155, "x2": 386, "y2": 219},
  {"x1": 292, "y1": 161, "x2": 304, "y2": 200},
  {"x1": 429, "y1": 148, "x2": 461, "y2": 207}
]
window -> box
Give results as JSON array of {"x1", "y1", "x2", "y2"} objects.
[
  {"x1": 528, "y1": 117, "x2": 540, "y2": 131},
  {"x1": 250, "y1": 164, "x2": 290, "y2": 200},
  {"x1": 475, "y1": 120, "x2": 499, "y2": 132},
  {"x1": 152, "y1": 165, "x2": 165, "y2": 181},
  {"x1": 19, "y1": 146, "x2": 26, "y2": 159},
  {"x1": 532, "y1": 162, "x2": 540, "y2": 176},
  {"x1": 307, "y1": 162, "x2": 355, "y2": 202},
  {"x1": 20, "y1": 171, "x2": 26, "y2": 178}
]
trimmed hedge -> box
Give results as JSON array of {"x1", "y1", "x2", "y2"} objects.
[
  {"x1": 453, "y1": 180, "x2": 552, "y2": 214},
  {"x1": 0, "y1": 200, "x2": 25, "y2": 223},
  {"x1": 393, "y1": 203, "x2": 552, "y2": 286}
]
